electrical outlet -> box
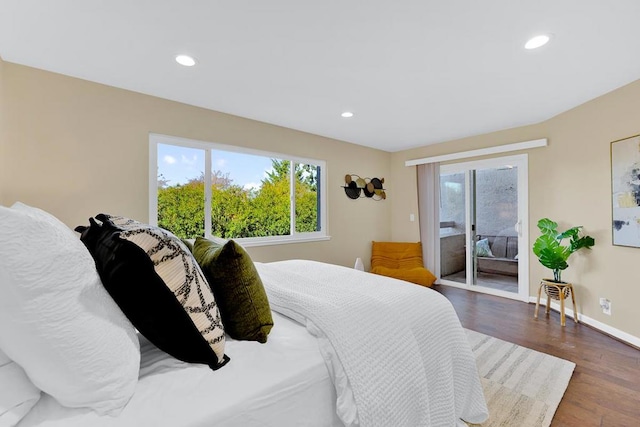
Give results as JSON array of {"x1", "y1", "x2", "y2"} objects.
[{"x1": 599, "y1": 298, "x2": 611, "y2": 315}]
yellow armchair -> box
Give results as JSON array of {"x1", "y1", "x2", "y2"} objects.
[{"x1": 370, "y1": 241, "x2": 436, "y2": 287}]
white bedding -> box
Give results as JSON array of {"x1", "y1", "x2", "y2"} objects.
[
  {"x1": 256, "y1": 260, "x2": 488, "y2": 427},
  {"x1": 18, "y1": 260, "x2": 488, "y2": 427},
  {"x1": 17, "y1": 312, "x2": 342, "y2": 427}
]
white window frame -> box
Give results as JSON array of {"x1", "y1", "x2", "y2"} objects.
[{"x1": 149, "y1": 133, "x2": 329, "y2": 247}]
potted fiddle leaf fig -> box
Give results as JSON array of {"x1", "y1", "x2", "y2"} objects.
[{"x1": 532, "y1": 218, "x2": 595, "y2": 283}]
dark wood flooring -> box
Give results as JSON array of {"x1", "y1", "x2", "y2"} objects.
[{"x1": 434, "y1": 285, "x2": 640, "y2": 427}]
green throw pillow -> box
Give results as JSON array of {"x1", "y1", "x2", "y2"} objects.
[{"x1": 192, "y1": 237, "x2": 273, "y2": 343}]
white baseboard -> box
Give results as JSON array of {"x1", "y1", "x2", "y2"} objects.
[{"x1": 528, "y1": 296, "x2": 640, "y2": 348}]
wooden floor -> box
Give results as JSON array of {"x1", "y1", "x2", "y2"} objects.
[{"x1": 434, "y1": 285, "x2": 640, "y2": 427}]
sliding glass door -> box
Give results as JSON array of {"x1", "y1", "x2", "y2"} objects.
[
  {"x1": 439, "y1": 172, "x2": 467, "y2": 284},
  {"x1": 438, "y1": 155, "x2": 529, "y2": 301}
]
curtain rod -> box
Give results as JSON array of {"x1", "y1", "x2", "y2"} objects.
[{"x1": 405, "y1": 138, "x2": 547, "y2": 166}]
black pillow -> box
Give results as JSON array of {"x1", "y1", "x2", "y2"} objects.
[{"x1": 75, "y1": 214, "x2": 228, "y2": 370}]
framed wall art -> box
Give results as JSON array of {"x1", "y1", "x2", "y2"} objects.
[{"x1": 611, "y1": 134, "x2": 640, "y2": 247}]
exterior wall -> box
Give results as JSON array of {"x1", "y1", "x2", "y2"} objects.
[
  {"x1": 440, "y1": 168, "x2": 518, "y2": 237},
  {"x1": 391, "y1": 77, "x2": 640, "y2": 339},
  {"x1": 2, "y1": 62, "x2": 391, "y2": 269},
  {"x1": 439, "y1": 172, "x2": 466, "y2": 235},
  {"x1": 475, "y1": 168, "x2": 518, "y2": 237}
]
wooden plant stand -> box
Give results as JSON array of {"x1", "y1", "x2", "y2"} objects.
[{"x1": 534, "y1": 279, "x2": 578, "y2": 327}]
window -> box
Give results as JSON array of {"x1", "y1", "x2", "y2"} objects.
[{"x1": 150, "y1": 134, "x2": 328, "y2": 246}]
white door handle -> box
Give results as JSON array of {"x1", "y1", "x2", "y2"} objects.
[{"x1": 514, "y1": 221, "x2": 522, "y2": 236}]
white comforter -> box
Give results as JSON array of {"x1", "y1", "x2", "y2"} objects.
[{"x1": 256, "y1": 260, "x2": 488, "y2": 427}]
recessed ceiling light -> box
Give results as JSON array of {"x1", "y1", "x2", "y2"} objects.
[
  {"x1": 175, "y1": 54, "x2": 196, "y2": 67},
  {"x1": 341, "y1": 111, "x2": 354, "y2": 118},
  {"x1": 525, "y1": 35, "x2": 550, "y2": 50}
]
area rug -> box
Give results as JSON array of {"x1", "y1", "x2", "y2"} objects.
[{"x1": 465, "y1": 329, "x2": 575, "y2": 427}]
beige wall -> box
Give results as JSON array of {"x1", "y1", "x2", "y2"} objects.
[
  {"x1": 1, "y1": 61, "x2": 391, "y2": 268},
  {"x1": 0, "y1": 56, "x2": 6, "y2": 204},
  {"x1": 391, "y1": 78, "x2": 640, "y2": 338}
]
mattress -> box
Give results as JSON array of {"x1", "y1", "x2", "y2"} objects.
[{"x1": 18, "y1": 312, "x2": 343, "y2": 427}]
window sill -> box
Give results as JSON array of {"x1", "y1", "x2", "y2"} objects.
[{"x1": 233, "y1": 234, "x2": 331, "y2": 248}]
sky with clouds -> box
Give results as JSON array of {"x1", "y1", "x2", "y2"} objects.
[{"x1": 158, "y1": 144, "x2": 275, "y2": 190}]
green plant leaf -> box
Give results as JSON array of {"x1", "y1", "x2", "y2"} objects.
[
  {"x1": 532, "y1": 234, "x2": 557, "y2": 257},
  {"x1": 537, "y1": 218, "x2": 558, "y2": 236},
  {"x1": 557, "y1": 226, "x2": 582, "y2": 241},
  {"x1": 538, "y1": 247, "x2": 570, "y2": 271},
  {"x1": 569, "y1": 236, "x2": 595, "y2": 252},
  {"x1": 533, "y1": 217, "x2": 595, "y2": 277}
]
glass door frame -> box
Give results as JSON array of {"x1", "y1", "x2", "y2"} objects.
[{"x1": 438, "y1": 154, "x2": 530, "y2": 302}]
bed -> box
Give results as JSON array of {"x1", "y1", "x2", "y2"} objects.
[
  {"x1": 18, "y1": 311, "x2": 342, "y2": 427},
  {"x1": 1, "y1": 204, "x2": 488, "y2": 427}
]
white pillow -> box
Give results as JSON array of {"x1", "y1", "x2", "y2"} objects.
[
  {"x1": 475, "y1": 238, "x2": 495, "y2": 258},
  {"x1": 0, "y1": 349, "x2": 41, "y2": 427},
  {"x1": 0, "y1": 204, "x2": 140, "y2": 415}
]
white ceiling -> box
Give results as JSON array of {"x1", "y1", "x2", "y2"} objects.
[{"x1": 2, "y1": 1, "x2": 640, "y2": 152}]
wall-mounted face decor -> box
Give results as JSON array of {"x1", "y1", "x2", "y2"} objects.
[{"x1": 343, "y1": 174, "x2": 386, "y2": 200}]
